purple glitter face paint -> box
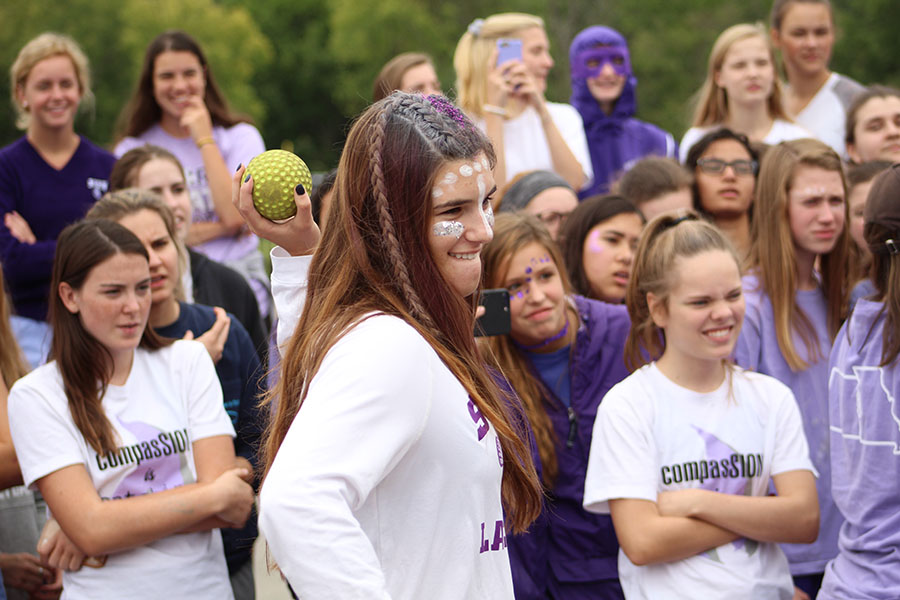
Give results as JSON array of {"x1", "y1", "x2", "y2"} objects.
[
  {"x1": 433, "y1": 220, "x2": 464, "y2": 239},
  {"x1": 572, "y1": 47, "x2": 631, "y2": 79}
]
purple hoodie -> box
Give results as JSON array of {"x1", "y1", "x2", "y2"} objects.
[
  {"x1": 820, "y1": 299, "x2": 900, "y2": 599},
  {"x1": 569, "y1": 26, "x2": 676, "y2": 198},
  {"x1": 508, "y1": 296, "x2": 630, "y2": 599}
]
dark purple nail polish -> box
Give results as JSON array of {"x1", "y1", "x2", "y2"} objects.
[
  {"x1": 243, "y1": 173, "x2": 251, "y2": 183},
  {"x1": 295, "y1": 184, "x2": 306, "y2": 196},
  {"x1": 235, "y1": 163, "x2": 242, "y2": 172}
]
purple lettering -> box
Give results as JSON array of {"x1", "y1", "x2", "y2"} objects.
[
  {"x1": 479, "y1": 522, "x2": 489, "y2": 553},
  {"x1": 467, "y1": 398, "x2": 490, "y2": 441},
  {"x1": 491, "y1": 520, "x2": 506, "y2": 551}
]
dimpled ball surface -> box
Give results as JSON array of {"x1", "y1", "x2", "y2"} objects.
[{"x1": 246, "y1": 150, "x2": 312, "y2": 221}]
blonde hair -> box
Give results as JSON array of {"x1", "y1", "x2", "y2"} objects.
[
  {"x1": 748, "y1": 138, "x2": 849, "y2": 370},
  {"x1": 625, "y1": 210, "x2": 742, "y2": 370},
  {"x1": 10, "y1": 32, "x2": 93, "y2": 130},
  {"x1": 690, "y1": 23, "x2": 791, "y2": 128},
  {"x1": 453, "y1": 13, "x2": 545, "y2": 118},
  {"x1": 0, "y1": 268, "x2": 29, "y2": 389},
  {"x1": 86, "y1": 189, "x2": 188, "y2": 302}
]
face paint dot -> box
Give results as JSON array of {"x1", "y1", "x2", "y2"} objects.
[
  {"x1": 481, "y1": 157, "x2": 490, "y2": 170},
  {"x1": 432, "y1": 187, "x2": 444, "y2": 198},
  {"x1": 442, "y1": 172, "x2": 459, "y2": 185},
  {"x1": 459, "y1": 165, "x2": 474, "y2": 177},
  {"x1": 432, "y1": 220, "x2": 464, "y2": 239},
  {"x1": 473, "y1": 161, "x2": 483, "y2": 172},
  {"x1": 525, "y1": 266, "x2": 533, "y2": 274}
]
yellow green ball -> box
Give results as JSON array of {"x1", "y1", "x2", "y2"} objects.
[{"x1": 245, "y1": 150, "x2": 312, "y2": 221}]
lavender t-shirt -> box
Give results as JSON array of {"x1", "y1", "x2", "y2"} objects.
[
  {"x1": 820, "y1": 299, "x2": 900, "y2": 599},
  {"x1": 115, "y1": 123, "x2": 265, "y2": 263},
  {"x1": 734, "y1": 274, "x2": 841, "y2": 576}
]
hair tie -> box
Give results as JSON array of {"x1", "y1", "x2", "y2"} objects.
[{"x1": 468, "y1": 18, "x2": 484, "y2": 37}]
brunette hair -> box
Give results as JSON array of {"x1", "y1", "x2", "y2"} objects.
[
  {"x1": 690, "y1": 23, "x2": 791, "y2": 128},
  {"x1": 625, "y1": 210, "x2": 742, "y2": 370},
  {"x1": 770, "y1": 0, "x2": 834, "y2": 31},
  {"x1": 614, "y1": 157, "x2": 693, "y2": 208},
  {"x1": 373, "y1": 52, "x2": 435, "y2": 102},
  {"x1": 845, "y1": 85, "x2": 900, "y2": 154},
  {"x1": 559, "y1": 195, "x2": 645, "y2": 299},
  {"x1": 847, "y1": 161, "x2": 891, "y2": 281},
  {"x1": 310, "y1": 168, "x2": 337, "y2": 226},
  {"x1": 864, "y1": 168, "x2": 900, "y2": 365},
  {"x1": 86, "y1": 189, "x2": 188, "y2": 301},
  {"x1": 115, "y1": 30, "x2": 251, "y2": 140},
  {"x1": 454, "y1": 13, "x2": 545, "y2": 118},
  {"x1": 10, "y1": 32, "x2": 93, "y2": 130},
  {"x1": 748, "y1": 138, "x2": 849, "y2": 370},
  {"x1": 264, "y1": 92, "x2": 542, "y2": 532},
  {"x1": 0, "y1": 268, "x2": 29, "y2": 388},
  {"x1": 49, "y1": 220, "x2": 171, "y2": 456},
  {"x1": 685, "y1": 128, "x2": 759, "y2": 217},
  {"x1": 480, "y1": 212, "x2": 575, "y2": 487},
  {"x1": 108, "y1": 145, "x2": 185, "y2": 192}
]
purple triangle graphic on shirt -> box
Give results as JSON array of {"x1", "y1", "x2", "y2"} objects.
[{"x1": 692, "y1": 425, "x2": 758, "y2": 557}]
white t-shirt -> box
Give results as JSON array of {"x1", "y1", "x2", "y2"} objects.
[
  {"x1": 679, "y1": 120, "x2": 812, "y2": 163},
  {"x1": 477, "y1": 102, "x2": 593, "y2": 186},
  {"x1": 583, "y1": 364, "x2": 814, "y2": 600},
  {"x1": 793, "y1": 73, "x2": 865, "y2": 159},
  {"x1": 259, "y1": 314, "x2": 514, "y2": 599},
  {"x1": 8, "y1": 341, "x2": 235, "y2": 600}
]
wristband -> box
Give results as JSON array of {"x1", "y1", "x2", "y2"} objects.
[
  {"x1": 195, "y1": 136, "x2": 215, "y2": 148},
  {"x1": 482, "y1": 104, "x2": 507, "y2": 117}
]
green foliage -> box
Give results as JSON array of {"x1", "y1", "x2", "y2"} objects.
[
  {"x1": 2, "y1": 0, "x2": 898, "y2": 169},
  {"x1": 0, "y1": 0, "x2": 270, "y2": 149}
]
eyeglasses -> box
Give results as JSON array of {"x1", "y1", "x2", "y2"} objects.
[
  {"x1": 535, "y1": 210, "x2": 572, "y2": 227},
  {"x1": 696, "y1": 158, "x2": 757, "y2": 176}
]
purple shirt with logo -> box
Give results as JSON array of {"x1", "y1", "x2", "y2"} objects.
[
  {"x1": 734, "y1": 274, "x2": 842, "y2": 576},
  {"x1": 820, "y1": 298, "x2": 900, "y2": 599},
  {"x1": 0, "y1": 136, "x2": 114, "y2": 320}
]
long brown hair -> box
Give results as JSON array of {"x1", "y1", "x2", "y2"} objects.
[
  {"x1": 372, "y1": 52, "x2": 434, "y2": 102},
  {"x1": 49, "y1": 220, "x2": 171, "y2": 456},
  {"x1": 625, "y1": 210, "x2": 741, "y2": 370},
  {"x1": 115, "y1": 30, "x2": 251, "y2": 140},
  {"x1": 748, "y1": 139, "x2": 849, "y2": 370},
  {"x1": 263, "y1": 93, "x2": 542, "y2": 532},
  {"x1": 108, "y1": 145, "x2": 185, "y2": 191},
  {"x1": 481, "y1": 212, "x2": 577, "y2": 487},
  {"x1": 0, "y1": 268, "x2": 29, "y2": 388}
]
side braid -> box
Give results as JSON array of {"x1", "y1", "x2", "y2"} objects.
[{"x1": 368, "y1": 99, "x2": 438, "y2": 330}]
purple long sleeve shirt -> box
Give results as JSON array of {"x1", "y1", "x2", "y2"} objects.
[{"x1": 0, "y1": 136, "x2": 114, "y2": 320}]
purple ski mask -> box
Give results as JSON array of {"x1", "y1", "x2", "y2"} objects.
[{"x1": 572, "y1": 46, "x2": 632, "y2": 79}]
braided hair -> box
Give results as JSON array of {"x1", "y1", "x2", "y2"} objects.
[{"x1": 263, "y1": 92, "x2": 542, "y2": 533}]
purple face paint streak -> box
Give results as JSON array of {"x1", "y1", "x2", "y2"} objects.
[{"x1": 587, "y1": 230, "x2": 606, "y2": 253}]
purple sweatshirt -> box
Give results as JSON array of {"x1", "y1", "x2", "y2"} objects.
[
  {"x1": 734, "y1": 274, "x2": 842, "y2": 576},
  {"x1": 0, "y1": 136, "x2": 115, "y2": 320},
  {"x1": 820, "y1": 299, "x2": 900, "y2": 599},
  {"x1": 508, "y1": 295, "x2": 630, "y2": 599},
  {"x1": 569, "y1": 26, "x2": 676, "y2": 197}
]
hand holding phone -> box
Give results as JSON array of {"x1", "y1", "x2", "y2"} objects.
[
  {"x1": 475, "y1": 289, "x2": 511, "y2": 337},
  {"x1": 496, "y1": 38, "x2": 522, "y2": 66}
]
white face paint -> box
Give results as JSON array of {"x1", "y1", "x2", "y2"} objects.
[
  {"x1": 432, "y1": 187, "x2": 444, "y2": 198},
  {"x1": 432, "y1": 220, "x2": 465, "y2": 239},
  {"x1": 442, "y1": 172, "x2": 458, "y2": 185},
  {"x1": 459, "y1": 164, "x2": 474, "y2": 177},
  {"x1": 476, "y1": 172, "x2": 493, "y2": 233},
  {"x1": 473, "y1": 161, "x2": 483, "y2": 172}
]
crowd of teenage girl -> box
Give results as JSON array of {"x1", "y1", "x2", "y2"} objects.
[{"x1": 0, "y1": 0, "x2": 899, "y2": 598}]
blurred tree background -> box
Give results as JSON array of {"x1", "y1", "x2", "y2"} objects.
[{"x1": 1, "y1": 0, "x2": 896, "y2": 171}]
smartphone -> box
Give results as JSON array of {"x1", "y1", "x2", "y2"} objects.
[
  {"x1": 496, "y1": 38, "x2": 522, "y2": 66},
  {"x1": 475, "y1": 289, "x2": 511, "y2": 337}
]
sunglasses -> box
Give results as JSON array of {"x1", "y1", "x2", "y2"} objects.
[{"x1": 696, "y1": 158, "x2": 757, "y2": 176}]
